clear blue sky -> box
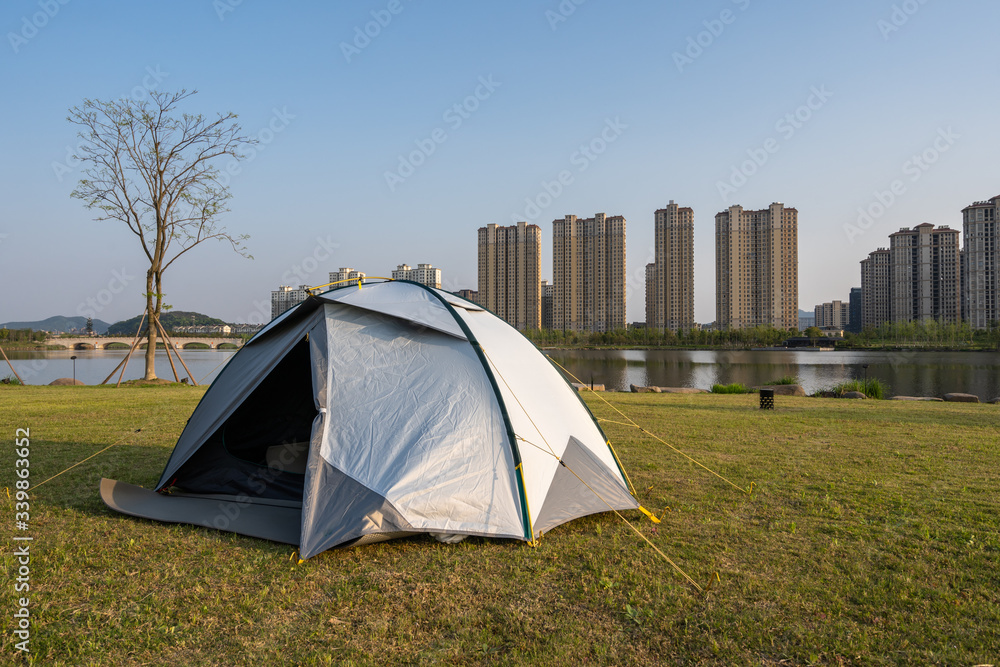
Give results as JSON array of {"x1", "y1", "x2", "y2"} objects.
[{"x1": 1, "y1": 0, "x2": 997, "y2": 326}]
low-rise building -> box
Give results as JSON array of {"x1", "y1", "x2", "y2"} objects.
[
  {"x1": 392, "y1": 263, "x2": 442, "y2": 288},
  {"x1": 814, "y1": 300, "x2": 850, "y2": 330},
  {"x1": 328, "y1": 268, "x2": 366, "y2": 287}
]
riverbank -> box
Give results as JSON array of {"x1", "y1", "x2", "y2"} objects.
[
  {"x1": 537, "y1": 343, "x2": 999, "y2": 352},
  {"x1": 3, "y1": 386, "x2": 997, "y2": 665}
]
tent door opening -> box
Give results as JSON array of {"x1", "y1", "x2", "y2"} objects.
[{"x1": 169, "y1": 337, "x2": 317, "y2": 503}]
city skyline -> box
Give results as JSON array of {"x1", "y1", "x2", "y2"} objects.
[{"x1": 2, "y1": 2, "x2": 998, "y2": 326}]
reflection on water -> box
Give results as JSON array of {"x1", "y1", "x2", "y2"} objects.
[
  {"x1": 544, "y1": 349, "x2": 1000, "y2": 399},
  {"x1": 6, "y1": 347, "x2": 999, "y2": 400},
  {"x1": 4, "y1": 349, "x2": 237, "y2": 386}
]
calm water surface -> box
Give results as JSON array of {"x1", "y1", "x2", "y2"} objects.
[
  {"x1": 5, "y1": 348, "x2": 999, "y2": 400},
  {"x1": 544, "y1": 349, "x2": 1000, "y2": 400},
  {"x1": 4, "y1": 349, "x2": 236, "y2": 386}
]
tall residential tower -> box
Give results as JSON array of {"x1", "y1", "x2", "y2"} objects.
[
  {"x1": 647, "y1": 202, "x2": 694, "y2": 332},
  {"x1": 962, "y1": 195, "x2": 1000, "y2": 329},
  {"x1": 888, "y1": 224, "x2": 961, "y2": 324},
  {"x1": 477, "y1": 221, "x2": 541, "y2": 330},
  {"x1": 552, "y1": 213, "x2": 626, "y2": 332},
  {"x1": 715, "y1": 203, "x2": 798, "y2": 329},
  {"x1": 861, "y1": 248, "x2": 891, "y2": 329}
]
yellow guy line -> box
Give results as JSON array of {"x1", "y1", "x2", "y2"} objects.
[
  {"x1": 305, "y1": 276, "x2": 394, "y2": 295},
  {"x1": 34, "y1": 418, "x2": 181, "y2": 490},
  {"x1": 480, "y1": 347, "x2": 558, "y2": 459},
  {"x1": 547, "y1": 358, "x2": 752, "y2": 497},
  {"x1": 517, "y1": 432, "x2": 702, "y2": 593}
]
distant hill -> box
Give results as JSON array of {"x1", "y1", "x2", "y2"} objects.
[
  {"x1": 107, "y1": 311, "x2": 226, "y2": 336},
  {"x1": 1, "y1": 316, "x2": 111, "y2": 334}
]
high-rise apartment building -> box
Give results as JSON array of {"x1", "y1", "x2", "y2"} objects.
[
  {"x1": 644, "y1": 263, "x2": 655, "y2": 327},
  {"x1": 962, "y1": 195, "x2": 1000, "y2": 329},
  {"x1": 540, "y1": 280, "x2": 554, "y2": 330},
  {"x1": 861, "y1": 248, "x2": 891, "y2": 329},
  {"x1": 477, "y1": 221, "x2": 541, "y2": 330},
  {"x1": 552, "y1": 213, "x2": 626, "y2": 332},
  {"x1": 814, "y1": 300, "x2": 849, "y2": 329},
  {"x1": 392, "y1": 263, "x2": 442, "y2": 288},
  {"x1": 457, "y1": 289, "x2": 479, "y2": 305},
  {"x1": 271, "y1": 284, "x2": 311, "y2": 319},
  {"x1": 647, "y1": 202, "x2": 694, "y2": 332},
  {"x1": 848, "y1": 287, "x2": 863, "y2": 333},
  {"x1": 888, "y1": 224, "x2": 961, "y2": 324},
  {"x1": 715, "y1": 203, "x2": 798, "y2": 329}
]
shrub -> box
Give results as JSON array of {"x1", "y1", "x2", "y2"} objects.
[
  {"x1": 712, "y1": 382, "x2": 754, "y2": 394},
  {"x1": 766, "y1": 376, "x2": 799, "y2": 385},
  {"x1": 1, "y1": 374, "x2": 23, "y2": 386},
  {"x1": 831, "y1": 378, "x2": 889, "y2": 399}
]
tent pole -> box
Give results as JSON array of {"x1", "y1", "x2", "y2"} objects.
[
  {"x1": 0, "y1": 344, "x2": 25, "y2": 385},
  {"x1": 102, "y1": 312, "x2": 146, "y2": 385},
  {"x1": 155, "y1": 323, "x2": 198, "y2": 386}
]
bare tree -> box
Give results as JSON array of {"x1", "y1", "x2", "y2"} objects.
[{"x1": 69, "y1": 90, "x2": 254, "y2": 380}]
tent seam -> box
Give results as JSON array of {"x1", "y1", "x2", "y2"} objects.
[{"x1": 409, "y1": 282, "x2": 534, "y2": 543}]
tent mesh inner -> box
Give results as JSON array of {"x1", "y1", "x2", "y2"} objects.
[{"x1": 169, "y1": 338, "x2": 316, "y2": 502}]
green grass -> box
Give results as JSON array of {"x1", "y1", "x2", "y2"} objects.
[
  {"x1": 765, "y1": 375, "x2": 799, "y2": 385},
  {"x1": 2, "y1": 386, "x2": 999, "y2": 665},
  {"x1": 831, "y1": 378, "x2": 890, "y2": 399},
  {"x1": 711, "y1": 382, "x2": 754, "y2": 394}
]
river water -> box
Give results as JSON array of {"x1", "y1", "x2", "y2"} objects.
[
  {"x1": 544, "y1": 349, "x2": 1000, "y2": 400},
  {"x1": 3, "y1": 349, "x2": 237, "y2": 386},
  {"x1": 4, "y1": 348, "x2": 999, "y2": 400}
]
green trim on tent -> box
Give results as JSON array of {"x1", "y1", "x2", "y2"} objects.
[
  {"x1": 435, "y1": 283, "x2": 628, "y2": 493},
  {"x1": 412, "y1": 281, "x2": 534, "y2": 543}
]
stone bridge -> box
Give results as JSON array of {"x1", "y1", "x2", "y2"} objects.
[{"x1": 50, "y1": 336, "x2": 244, "y2": 350}]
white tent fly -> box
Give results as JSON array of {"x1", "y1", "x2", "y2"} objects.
[{"x1": 101, "y1": 280, "x2": 641, "y2": 558}]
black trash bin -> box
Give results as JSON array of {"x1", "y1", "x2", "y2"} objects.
[{"x1": 760, "y1": 388, "x2": 774, "y2": 410}]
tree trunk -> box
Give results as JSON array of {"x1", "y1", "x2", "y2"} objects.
[{"x1": 144, "y1": 269, "x2": 158, "y2": 380}]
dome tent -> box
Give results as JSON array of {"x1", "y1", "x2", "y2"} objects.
[{"x1": 100, "y1": 280, "x2": 641, "y2": 558}]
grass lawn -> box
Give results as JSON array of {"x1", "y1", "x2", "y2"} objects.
[{"x1": 2, "y1": 386, "x2": 998, "y2": 665}]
